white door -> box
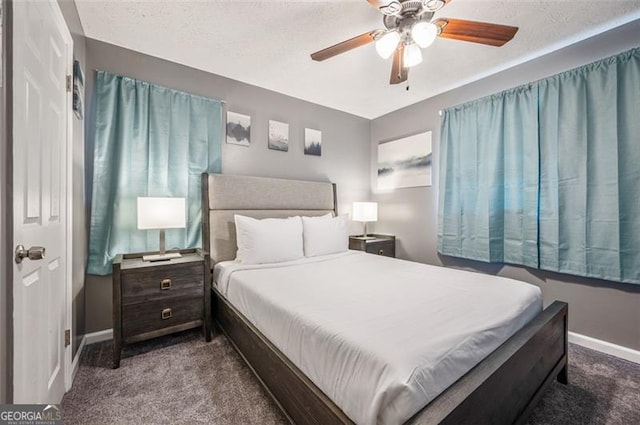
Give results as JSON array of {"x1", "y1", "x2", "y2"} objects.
[{"x1": 12, "y1": 0, "x2": 72, "y2": 403}]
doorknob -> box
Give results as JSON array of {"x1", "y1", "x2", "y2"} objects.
[{"x1": 15, "y1": 245, "x2": 46, "y2": 264}]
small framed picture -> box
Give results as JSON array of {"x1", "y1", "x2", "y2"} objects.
[
  {"x1": 377, "y1": 131, "x2": 432, "y2": 190},
  {"x1": 304, "y1": 128, "x2": 322, "y2": 156},
  {"x1": 73, "y1": 60, "x2": 84, "y2": 120},
  {"x1": 226, "y1": 111, "x2": 251, "y2": 146},
  {"x1": 268, "y1": 120, "x2": 289, "y2": 152}
]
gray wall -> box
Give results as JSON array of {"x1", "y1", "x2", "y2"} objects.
[
  {"x1": 370, "y1": 20, "x2": 640, "y2": 351},
  {"x1": 57, "y1": 0, "x2": 87, "y2": 358},
  {"x1": 83, "y1": 39, "x2": 372, "y2": 333}
]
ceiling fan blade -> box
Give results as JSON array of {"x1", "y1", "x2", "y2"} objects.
[
  {"x1": 311, "y1": 31, "x2": 378, "y2": 61},
  {"x1": 390, "y1": 45, "x2": 408, "y2": 85},
  {"x1": 434, "y1": 18, "x2": 518, "y2": 47},
  {"x1": 366, "y1": 0, "x2": 402, "y2": 16}
]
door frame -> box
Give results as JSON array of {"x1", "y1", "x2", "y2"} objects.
[
  {"x1": 9, "y1": 0, "x2": 75, "y2": 400},
  {"x1": 55, "y1": 0, "x2": 75, "y2": 393},
  {"x1": 2, "y1": 0, "x2": 14, "y2": 403},
  {"x1": 52, "y1": 0, "x2": 75, "y2": 393}
]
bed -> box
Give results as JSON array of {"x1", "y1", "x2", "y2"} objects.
[{"x1": 201, "y1": 173, "x2": 568, "y2": 425}]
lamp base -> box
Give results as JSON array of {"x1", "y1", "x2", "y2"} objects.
[{"x1": 142, "y1": 252, "x2": 182, "y2": 262}]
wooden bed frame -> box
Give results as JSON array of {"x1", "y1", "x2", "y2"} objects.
[{"x1": 201, "y1": 173, "x2": 568, "y2": 425}]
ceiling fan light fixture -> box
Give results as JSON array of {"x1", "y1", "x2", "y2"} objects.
[
  {"x1": 375, "y1": 31, "x2": 401, "y2": 59},
  {"x1": 403, "y1": 44, "x2": 423, "y2": 67},
  {"x1": 412, "y1": 21, "x2": 439, "y2": 48},
  {"x1": 423, "y1": 0, "x2": 446, "y2": 12}
]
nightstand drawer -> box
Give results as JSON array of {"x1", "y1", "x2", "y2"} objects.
[
  {"x1": 122, "y1": 295, "x2": 203, "y2": 340},
  {"x1": 122, "y1": 263, "x2": 203, "y2": 305},
  {"x1": 365, "y1": 241, "x2": 395, "y2": 258},
  {"x1": 349, "y1": 234, "x2": 396, "y2": 258}
]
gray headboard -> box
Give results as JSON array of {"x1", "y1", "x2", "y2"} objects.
[{"x1": 201, "y1": 173, "x2": 337, "y2": 263}]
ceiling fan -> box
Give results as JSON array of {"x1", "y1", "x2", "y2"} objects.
[{"x1": 310, "y1": 0, "x2": 519, "y2": 85}]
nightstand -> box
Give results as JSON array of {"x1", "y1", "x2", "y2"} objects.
[
  {"x1": 112, "y1": 248, "x2": 211, "y2": 368},
  {"x1": 349, "y1": 234, "x2": 396, "y2": 258}
]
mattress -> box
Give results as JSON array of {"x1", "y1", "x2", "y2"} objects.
[{"x1": 214, "y1": 251, "x2": 542, "y2": 425}]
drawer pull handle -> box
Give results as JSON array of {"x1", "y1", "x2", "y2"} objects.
[
  {"x1": 161, "y1": 308, "x2": 172, "y2": 320},
  {"x1": 378, "y1": 249, "x2": 385, "y2": 255},
  {"x1": 160, "y1": 278, "x2": 172, "y2": 290}
]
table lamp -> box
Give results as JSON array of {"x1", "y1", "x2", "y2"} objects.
[
  {"x1": 352, "y1": 202, "x2": 378, "y2": 240},
  {"x1": 137, "y1": 197, "x2": 186, "y2": 261}
]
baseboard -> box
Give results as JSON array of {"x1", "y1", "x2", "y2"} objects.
[
  {"x1": 569, "y1": 332, "x2": 640, "y2": 364},
  {"x1": 84, "y1": 328, "x2": 114, "y2": 345},
  {"x1": 71, "y1": 335, "x2": 87, "y2": 383}
]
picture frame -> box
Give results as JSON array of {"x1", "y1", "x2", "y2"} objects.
[
  {"x1": 73, "y1": 60, "x2": 84, "y2": 120},
  {"x1": 377, "y1": 131, "x2": 432, "y2": 190},
  {"x1": 304, "y1": 128, "x2": 322, "y2": 156},
  {"x1": 268, "y1": 120, "x2": 289, "y2": 152},
  {"x1": 226, "y1": 111, "x2": 251, "y2": 147}
]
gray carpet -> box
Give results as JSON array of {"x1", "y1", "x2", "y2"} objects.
[{"x1": 62, "y1": 330, "x2": 640, "y2": 424}]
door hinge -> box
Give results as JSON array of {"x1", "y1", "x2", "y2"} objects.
[
  {"x1": 64, "y1": 329, "x2": 71, "y2": 347},
  {"x1": 66, "y1": 75, "x2": 72, "y2": 93}
]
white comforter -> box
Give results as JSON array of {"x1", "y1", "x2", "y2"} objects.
[{"x1": 214, "y1": 251, "x2": 542, "y2": 425}]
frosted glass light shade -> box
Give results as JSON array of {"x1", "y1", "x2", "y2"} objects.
[
  {"x1": 412, "y1": 21, "x2": 438, "y2": 48},
  {"x1": 403, "y1": 44, "x2": 423, "y2": 67},
  {"x1": 352, "y1": 202, "x2": 378, "y2": 222},
  {"x1": 423, "y1": 0, "x2": 446, "y2": 12},
  {"x1": 137, "y1": 197, "x2": 186, "y2": 230},
  {"x1": 375, "y1": 31, "x2": 401, "y2": 59}
]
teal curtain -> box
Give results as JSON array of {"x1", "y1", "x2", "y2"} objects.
[
  {"x1": 438, "y1": 47, "x2": 640, "y2": 284},
  {"x1": 438, "y1": 85, "x2": 539, "y2": 268},
  {"x1": 88, "y1": 71, "x2": 222, "y2": 275},
  {"x1": 538, "y1": 48, "x2": 640, "y2": 283}
]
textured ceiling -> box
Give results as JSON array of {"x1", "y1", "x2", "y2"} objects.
[{"x1": 75, "y1": 0, "x2": 640, "y2": 119}]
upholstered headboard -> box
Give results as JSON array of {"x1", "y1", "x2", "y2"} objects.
[{"x1": 201, "y1": 173, "x2": 337, "y2": 263}]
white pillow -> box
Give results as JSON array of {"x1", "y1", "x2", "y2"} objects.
[
  {"x1": 302, "y1": 214, "x2": 349, "y2": 257},
  {"x1": 234, "y1": 215, "x2": 304, "y2": 264}
]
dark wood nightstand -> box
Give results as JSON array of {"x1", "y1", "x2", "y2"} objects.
[
  {"x1": 349, "y1": 234, "x2": 396, "y2": 258},
  {"x1": 111, "y1": 248, "x2": 211, "y2": 368}
]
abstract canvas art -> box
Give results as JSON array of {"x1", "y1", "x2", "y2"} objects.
[
  {"x1": 73, "y1": 60, "x2": 84, "y2": 120},
  {"x1": 268, "y1": 120, "x2": 289, "y2": 152},
  {"x1": 304, "y1": 128, "x2": 322, "y2": 156},
  {"x1": 226, "y1": 111, "x2": 251, "y2": 146},
  {"x1": 377, "y1": 131, "x2": 432, "y2": 190}
]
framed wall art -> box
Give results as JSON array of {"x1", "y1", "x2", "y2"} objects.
[
  {"x1": 304, "y1": 128, "x2": 321, "y2": 156},
  {"x1": 73, "y1": 60, "x2": 84, "y2": 120},
  {"x1": 268, "y1": 120, "x2": 289, "y2": 152},
  {"x1": 226, "y1": 111, "x2": 251, "y2": 146},
  {"x1": 377, "y1": 131, "x2": 432, "y2": 190}
]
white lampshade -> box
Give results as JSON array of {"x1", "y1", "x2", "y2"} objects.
[
  {"x1": 352, "y1": 202, "x2": 378, "y2": 222},
  {"x1": 403, "y1": 43, "x2": 423, "y2": 67},
  {"x1": 411, "y1": 21, "x2": 438, "y2": 48},
  {"x1": 375, "y1": 31, "x2": 401, "y2": 59},
  {"x1": 137, "y1": 197, "x2": 186, "y2": 230}
]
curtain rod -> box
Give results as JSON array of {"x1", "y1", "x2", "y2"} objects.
[{"x1": 93, "y1": 69, "x2": 226, "y2": 104}]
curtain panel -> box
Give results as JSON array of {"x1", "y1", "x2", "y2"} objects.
[
  {"x1": 538, "y1": 48, "x2": 640, "y2": 283},
  {"x1": 87, "y1": 71, "x2": 222, "y2": 275},
  {"x1": 438, "y1": 85, "x2": 540, "y2": 268},
  {"x1": 438, "y1": 47, "x2": 640, "y2": 284}
]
